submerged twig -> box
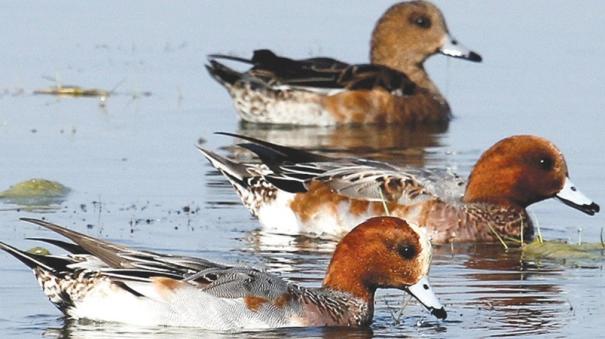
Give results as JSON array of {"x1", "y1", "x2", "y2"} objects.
[
  {"x1": 378, "y1": 189, "x2": 391, "y2": 216},
  {"x1": 502, "y1": 236, "x2": 522, "y2": 244},
  {"x1": 527, "y1": 210, "x2": 543, "y2": 244},
  {"x1": 384, "y1": 294, "x2": 411, "y2": 325},
  {"x1": 487, "y1": 222, "x2": 508, "y2": 250},
  {"x1": 520, "y1": 218, "x2": 524, "y2": 246}
]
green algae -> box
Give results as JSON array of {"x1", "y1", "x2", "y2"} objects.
[
  {"x1": 0, "y1": 178, "x2": 70, "y2": 206},
  {"x1": 26, "y1": 246, "x2": 51, "y2": 256},
  {"x1": 523, "y1": 239, "x2": 605, "y2": 261}
]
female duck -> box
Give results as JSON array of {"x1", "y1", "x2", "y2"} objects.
[
  {"x1": 206, "y1": 1, "x2": 481, "y2": 126},
  {"x1": 0, "y1": 217, "x2": 445, "y2": 329}
]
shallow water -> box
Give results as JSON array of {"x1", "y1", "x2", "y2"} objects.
[{"x1": 1, "y1": 1, "x2": 604, "y2": 338}]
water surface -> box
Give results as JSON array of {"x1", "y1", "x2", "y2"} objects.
[{"x1": 1, "y1": 1, "x2": 604, "y2": 338}]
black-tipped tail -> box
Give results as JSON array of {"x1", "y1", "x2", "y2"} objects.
[
  {"x1": 197, "y1": 146, "x2": 251, "y2": 188},
  {"x1": 205, "y1": 59, "x2": 245, "y2": 86},
  {"x1": 0, "y1": 241, "x2": 56, "y2": 272}
]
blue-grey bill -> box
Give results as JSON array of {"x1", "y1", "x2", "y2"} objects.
[
  {"x1": 405, "y1": 276, "x2": 447, "y2": 320},
  {"x1": 556, "y1": 177, "x2": 600, "y2": 215}
]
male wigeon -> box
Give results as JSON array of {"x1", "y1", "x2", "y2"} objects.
[
  {"x1": 199, "y1": 133, "x2": 600, "y2": 243},
  {"x1": 206, "y1": 1, "x2": 481, "y2": 126},
  {"x1": 0, "y1": 217, "x2": 445, "y2": 329}
]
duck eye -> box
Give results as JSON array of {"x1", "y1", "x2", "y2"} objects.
[
  {"x1": 539, "y1": 158, "x2": 554, "y2": 171},
  {"x1": 410, "y1": 14, "x2": 431, "y2": 29},
  {"x1": 398, "y1": 244, "x2": 417, "y2": 260}
]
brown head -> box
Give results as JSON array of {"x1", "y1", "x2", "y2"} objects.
[
  {"x1": 370, "y1": 1, "x2": 481, "y2": 87},
  {"x1": 323, "y1": 216, "x2": 446, "y2": 320},
  {"x1": 464, "y1": 135, "x2": 600, "y2": 215}
]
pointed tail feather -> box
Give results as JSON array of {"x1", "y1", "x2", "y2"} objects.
[
  {"x1": 0, "y1": 241, "x2": 57, "y2": 272},
  {"x1": 197, "y1": 146, "x2": 251, "y2": 188},
  {"x1": 20, "y1": 218, "x2": 130, "y2": 269},
  {"x1": 205, "y1": 59, "x2": 245, "y2": 86},
  {"x1": 207, "y1": 53, "x2": 255, "y2": 64}
]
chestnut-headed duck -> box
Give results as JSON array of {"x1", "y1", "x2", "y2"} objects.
[
  {"x1": 199, "y1": 133, "x2": 599, "y2": 243},
  {"x1": 0, "y1": 217, "x2": 445, "y2": 329},
  {"x1": 206, "y1": 1, "x2": 481, "y2": 126}
]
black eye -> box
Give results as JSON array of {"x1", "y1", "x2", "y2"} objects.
[
  {"x1": 398, "y1": 244, "x2": 417, "y2": 260},
  {"x1": 410, "y1": 14, "x2": 431, "y2": 29},
  {"x1": 539, "y1": 158, "x2": 554, "y2": 171}
]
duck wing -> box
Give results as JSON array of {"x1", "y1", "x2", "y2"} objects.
[
  {"x1": 208, "y1": 49, "x2": 416, "y2": 95},
  {"x1": 13, "y1": 219, "x2": 293, "y2": 301},
  {"x1": 312, "y1": 164, "x2": 466, "y2": 204},
  {"x1": 217, "y1": 133, "x2": 465, "y2": 204}
]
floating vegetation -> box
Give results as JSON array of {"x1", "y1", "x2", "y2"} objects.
[
  {"x1": 33, "y1": 85, "x2": 107, "y2": 107},
  {"x1": 0, "y1": 178, "x2": 70, "y2": 207},
  {"x1": 34, "y1": 76, "x2": 114, "y2": 107},
  {"x1": 27, "y1": 247, "x2": 50, "y2": 256},
  {"x1": 33, "y1": 76, "x2": 151, "y2": 107},
  {"x1": 34, "y1": 86, "x2": 110, "y2": 98},
  {"x1": 523, "y1": 238, "x2": 605, "y2": 261}
]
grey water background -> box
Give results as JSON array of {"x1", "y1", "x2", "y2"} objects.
[{"x1": 0, "y1": 0, "x2": 603, "y2": 337}]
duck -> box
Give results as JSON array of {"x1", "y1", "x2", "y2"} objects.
[
  {"x1": 0, "y1": 217, "x2": 445, "y2": 330},
  {"x1": 198, "y1": 133, "x2": 600, "y2": 243},
  {"x1": 206, "y1": 1, "x2": 481, "y2": 126}
]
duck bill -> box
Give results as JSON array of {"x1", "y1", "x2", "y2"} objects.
[
  {"x1": 555, "y1": 177, "x2": 600, "y2": 215},
  {"x1": 404, "y1": 276, "x2": 447, "y2": 320},
  {"x1": 439, "y1": 34, "x2": 482, "y2": 62}
]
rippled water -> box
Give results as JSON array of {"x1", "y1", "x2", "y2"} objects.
[{"x1": 1, "y1": 1, "x2": 604, "y2": 338}]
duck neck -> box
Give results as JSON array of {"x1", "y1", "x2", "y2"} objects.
[
  {"x1": 322, "y1": 245, "x2": 376, "y2": 307},
  {"x1": 463, "y1": 202, "x2": 533, "y2": 243},
  {"x1": 463, "y1": 166, "x2": 529, "y2": 209},
  {"x1": 371, "y1": 50, "x2": 440, "y2": 96}
]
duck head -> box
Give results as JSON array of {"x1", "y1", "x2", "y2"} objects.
[
  {"x1": 370, "y1": 1, "x2": 481, "y2": 73},
  {"x1": 464, "y1": 135, "x2": 600, "y2": 215},
  {"x1": 323, "y1": 216, "x2": 446, "y2": 320}
]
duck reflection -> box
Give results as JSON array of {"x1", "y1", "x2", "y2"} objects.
[
  {"x1": 233, "y1": 121, "x2": 447, "y2": 166},
  {"x1": 44, "y1": 318, "x2": 374, "y2": 339}
]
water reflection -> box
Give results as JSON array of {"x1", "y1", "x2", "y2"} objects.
[
  {"x1": 433, "y1": 244, "x2": 568, "y2": 336},
  {"x1": 43, "y1": 318, "x2": 375, "y2": 339},
  {"x1": 232, "y1": 122, "x2": 448, "y2": 166}
]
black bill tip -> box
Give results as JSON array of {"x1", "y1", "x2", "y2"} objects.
[
  {"x1": 431, "y1": 307, "x2": 447, "y2": 320},
  {"x1": 557, "y1": 198, "x2": 600, "y2": 216},
  {"x1": 587, "y1": 202, "x2": 600, "y2": 215},
  {"x1": 467, "y1": 51, "x2": 482, "y2": 62}
]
